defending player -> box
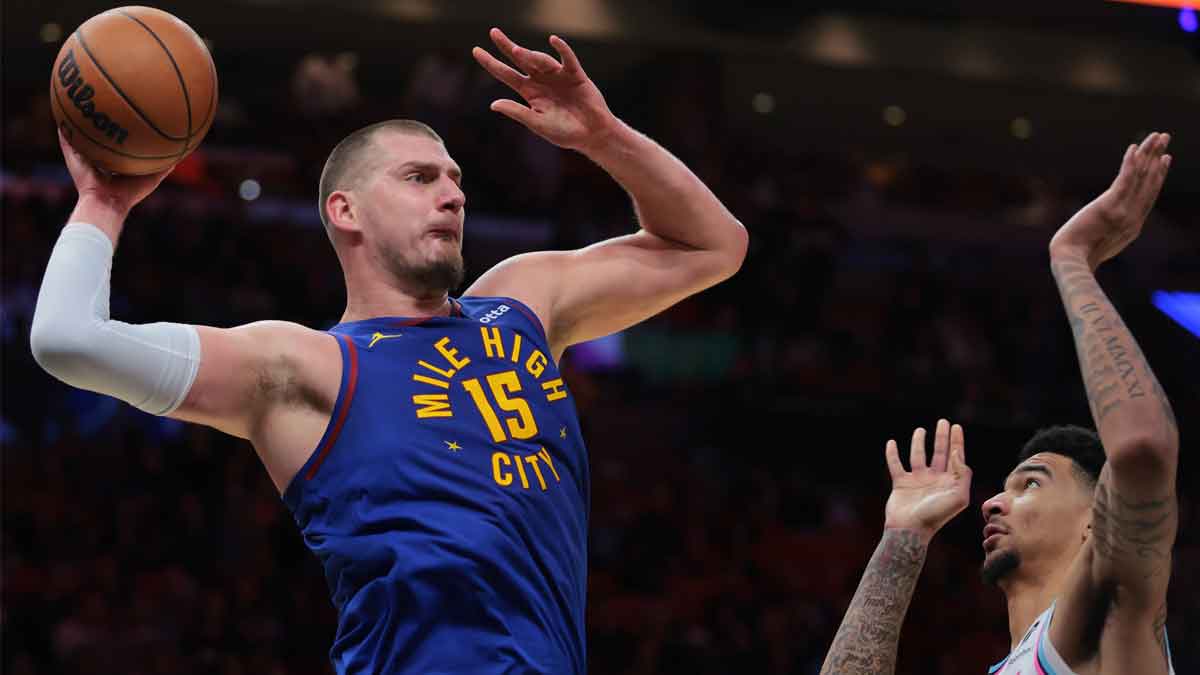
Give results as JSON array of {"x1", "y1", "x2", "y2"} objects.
[
  {"x1": 31, "y1": 29, "x2": 747, "y2": 674},
  {"x1": 818, "y1": 133, "x2": 1178, "y2": 675}
]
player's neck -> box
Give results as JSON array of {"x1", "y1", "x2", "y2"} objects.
[
  {"x1": 341, "y1": 270, "x2": 450, "y2": 324},
  {"x1": 1000, "y1": 561, "x2": 1071, "y2": 650}
]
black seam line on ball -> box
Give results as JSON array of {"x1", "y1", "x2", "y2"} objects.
[
  {"x1": 54, "y1": 84, "x2": 186, "y2": 160},
  {"x1": 192, "y1": 50, "x2": 218, "y2": 142},
  {"x1": 75, "y1": 29, "x2": 188, "y2": 142},
  {"x1": 116, "y1": 10, "x2": 192, "y2": 158}
]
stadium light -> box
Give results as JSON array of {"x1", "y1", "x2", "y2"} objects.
[
  {"x1": 1180, "y1": 7, "x2": 1198, "y2": 32},
  {"x1": 1109, "y1": 0, "x2": 1198, "y2": 8},
  {"x1": 1152, "y1": 291, "x2": 1200, "y2": 338}
]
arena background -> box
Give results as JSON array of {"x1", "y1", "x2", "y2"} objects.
[{"x1": 3, "y1": 1, "x2": 1199, "y2": 673}]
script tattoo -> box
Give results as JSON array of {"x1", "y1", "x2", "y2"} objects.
[
  {"x1": 1050, "y1": 258, "x2": 1176, "y2": 433},
  {"x1": 1153, "y1": 601, "x2": 1168, "y2": 651},
  {"x1": 1091, "y1": 477, "x2": 1175, "y2": 583},
  {"x1": 819, "y1": 529, "x2": 926, "y2": 675}
]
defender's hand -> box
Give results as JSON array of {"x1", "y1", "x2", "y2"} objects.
[
  {"x1": 59, "y1": 127, "x2": 171, "y2": 217},
  {"x1": 473, "y1": 28, "x2": 618, "y2": 154},
  {"x1": 884, "y1": 419, "x2": 971, "y2": 542},
  {"x1": 1049, "y1": 132, "x2": 1172, "y2": 270}
]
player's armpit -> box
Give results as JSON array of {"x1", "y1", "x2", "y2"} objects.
[
  {"x1": 170, "y1": 321, "x2": 340, "y2": 443},
  {"x1": 467, "y1": 229, "x2": 745, "y2": 360}
]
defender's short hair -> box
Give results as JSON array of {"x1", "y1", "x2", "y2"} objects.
[
  {"x1": 1017, "y1": 425, "x2": 1106, "y2": 489},
  {"x1": 318, "y1": 120, "x2": 444, "y2": 230}
]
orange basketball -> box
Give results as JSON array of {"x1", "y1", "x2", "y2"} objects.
[{"x1": 50, "y1": 6, "x2": 218, "y2": 176}]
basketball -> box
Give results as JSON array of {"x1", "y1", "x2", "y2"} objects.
[{"x1": 49, "y1": 6, "x2": 218, "y2": 176}]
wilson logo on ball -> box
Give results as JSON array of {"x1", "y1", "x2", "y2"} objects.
[{"x1": 58, "y1": 48, "x2": 129, "y2": 145}]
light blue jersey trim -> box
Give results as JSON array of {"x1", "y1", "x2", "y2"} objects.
[
  {"x1": 1164, "y1": 630, "x2": 1176, "y2": 673},
  {"x1": 1036, "y1": 625, "x2": 1060, "y2": 675}
]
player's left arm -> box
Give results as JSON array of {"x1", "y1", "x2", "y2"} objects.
[
  {"x1": 468, "y1": 29, "x2": 748, "y2": 358},
  {"x1": 1049, "y1": 133, "x2": 1178, "y2": 656}
]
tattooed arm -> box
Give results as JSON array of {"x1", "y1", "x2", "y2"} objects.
[
  {"x1": 819, "y1": 529, "x2": 927, "y2": 675},
  {"x1": 1048, "y1": 133, "x2": 1178, "y2": 665},
  {"x1": 820, "y1": 421, "x2": 971, "y2": 675}
]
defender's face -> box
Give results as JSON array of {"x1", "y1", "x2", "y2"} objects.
[
  {"x1": 357, "y1": 132, "x2": 467, "y2": 291},
  {"x1": 980, "y1": 452, "x2": 1093, "y2": 583}
]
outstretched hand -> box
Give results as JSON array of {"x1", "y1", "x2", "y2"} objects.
[
  {"x1": 58, "y1": 127, "x2": 171, "y2": 215},
  {"x1": 1049, "y1": 131, "x2": 1172, "y2": 270},
  {"x1": 884, "y1": 419, "x2": 972, "y2": 541},
  {"x1": 472, "y1": 28, "x2": 617, "y2": 154}
]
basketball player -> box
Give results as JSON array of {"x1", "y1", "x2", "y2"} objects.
[
  {"x1": 818, "y1": 132, "x2": 1178, "y2": 675},
  {"x1": 31, "y1": 29, "x2": 747, "y2": 674}
]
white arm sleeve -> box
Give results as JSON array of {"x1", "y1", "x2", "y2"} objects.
[{"x1": 30, "y1": 223, "x2": 201, "y2": 416}]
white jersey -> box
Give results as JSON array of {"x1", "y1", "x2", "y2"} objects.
[{"x1": 988, "y1": 601, "x2": 1176, "y2": 675}]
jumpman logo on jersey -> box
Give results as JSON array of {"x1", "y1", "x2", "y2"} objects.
[{"x1": 368, "y1": 331, "x2": 405, "y2": 348}]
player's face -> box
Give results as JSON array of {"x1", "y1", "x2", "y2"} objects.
[
  {"x1": 979, "y1": 452, "x2": 1093, "y2": 585},
  {"x1": 358, "y1": 132, "x2": 467, "y2": 294}
]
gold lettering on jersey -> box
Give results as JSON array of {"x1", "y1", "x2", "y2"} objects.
[
  {"x1": 512, "y1": 452, "x2": 531, "y2": 488},
  {"x1": 538, "y1": 447, "x2": 561, "y2": 482},
  {"x1": 492, "y1": 452, "x2": 513, "y2": 486},
  {"x1": 412, "y1": 373, "x2": 449, "y2": 389},
  {"x1": 410, "y1": 337, "x2": 467, "y2": 419},
  {"x1": 418, "y1": 360, "x2": 456, "y2": 379},
  {"x1": 491, "y1": 449, "x2": 562, "y2": 491},
  {"x1": 474, "y1": 327, "x2": 562, "y2": 399},
  {"x1": 525, "y1": 454, "x2": 549, "y2": 490},
  {"x1": 510, "y1": 333, "x2": 523, "y2": 364},
  {"x1": 541, "y1": 378, "x2": 567, "y2": 402},
  {"x1": 480, "y1": 326, "x2": 505, "y2": 359},
  {"x1": 409, "y1": 328, "x2": 569, "y2": 444},
  {"x1": 435, "y1": 336, "x2": 471, "y2": 370},
  {"x1": 525, "y1": 350, "x2": 547, "y2": 378},
  {"x1": 413, "y1": 394, "x2": 453, "y2": 418}
]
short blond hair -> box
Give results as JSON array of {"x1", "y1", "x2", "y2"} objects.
[{"x1": 317, "y1": 119, "x2": 444, "y2": 230}]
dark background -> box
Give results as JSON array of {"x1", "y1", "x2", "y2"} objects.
[{"x1": 3, "y1": 1, "x2": 1199, "y2": 673}]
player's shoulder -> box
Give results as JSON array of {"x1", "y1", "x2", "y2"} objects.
[
  {"x1": 214, "y1": 320, "x2": 340, "y2": 367},
  {"x1": 229, "y1": 319, "x2": 331, "y2": 344},
  {"x1": 464, "y1": 250, "x2": 565, "y2": 331},
  {"x1": 466, "y1": 250, "x2": 566, "y2": 296}
]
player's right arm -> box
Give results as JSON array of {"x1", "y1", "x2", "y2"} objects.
[
  {"x1": 819, "y1": 420, "x2": 972, "y2": 675},
  {"x1": 31, "y1": 130, "x2": 338, "y2": 492}
]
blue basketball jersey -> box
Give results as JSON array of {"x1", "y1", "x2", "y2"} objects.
[{"x1": 282, "y1": 296, "x2": 589, "y2": 675}]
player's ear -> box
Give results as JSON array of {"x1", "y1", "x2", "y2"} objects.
[{"x1": 327, "y1": 190, "x2": 362, "y2": 236}]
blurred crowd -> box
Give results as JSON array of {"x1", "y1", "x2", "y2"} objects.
[{"x1": 3, "y1": 43, "x2": 1198, "y2": 675}]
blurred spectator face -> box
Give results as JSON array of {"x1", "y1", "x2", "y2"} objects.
[
  {"x1": 979, "y1": 452, "x2": 1093, "y2": 586},
  {"x1": 350, "y1": 131, "x2": 466, "y2": 293},
  {"x1": 292, "y1": 53, "x2": 360, "y2": 118}
]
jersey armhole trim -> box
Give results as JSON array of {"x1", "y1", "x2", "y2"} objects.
[
  {"x1": 1036, "y1": 606, "x2": 1060, "y2": 675},
  {"x1": 304, "y1": 333, "x2": 359, "y2": 481}
]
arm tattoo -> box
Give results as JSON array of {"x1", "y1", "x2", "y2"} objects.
[
  {"x1": 819, "y1": 529, "x2": 926, "y2": 675},
  {"x1": 1051, "y1": 258, "x2": 1177, "y2": 434},
  {"x1": 1090, "y1": 478, "x2": 1175, "y2": 583},
  {"x1": 1152, "y1": 601, "x2": 1168, "y2": 650}
]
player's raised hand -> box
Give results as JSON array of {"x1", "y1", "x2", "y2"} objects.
[
  {"x1": 58, "y1": 127, "x2": 171, "y2": 215},
  {"x1": 883, "y1": 419, "x2": 972, "y2": 542},
  {"x1": 1049, "y1": 131, "x2": 1172, "y2": 270},
  {"x1": 472, "y1": 29, "x2": 617, "y2": 154}
]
